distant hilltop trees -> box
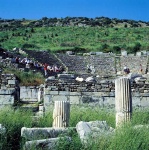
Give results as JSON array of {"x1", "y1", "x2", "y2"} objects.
[{"x1": 0, "y1": 16, "x2": 149, "y2": 30}]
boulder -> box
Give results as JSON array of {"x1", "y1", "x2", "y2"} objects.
[
  {"x1": 75, "y1": 77, "x2": 84, "y2": 82},
  {"x1": 76, "y1": 121, "x2": 115, "y2": 143},
  {"x1": 66, "y1": 51, "x2": 74, "y2": 55},
  {"x1": 85, "y1": 76, "x2": 95, "y2": 83}
]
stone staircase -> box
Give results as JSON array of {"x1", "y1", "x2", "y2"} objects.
[{"x1": 23, "y1": 50, "x2": 62, "y2": 67}]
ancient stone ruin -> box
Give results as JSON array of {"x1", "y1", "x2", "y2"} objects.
[
  {"x1": 115, "y1": 77, "x2": 132, "y2": 126},
  {"x1": 0, "y1": 49, "x2": 149, "y2": 149}
]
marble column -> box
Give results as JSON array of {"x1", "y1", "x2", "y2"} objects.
[
  {"x1": 53, "y1": 101, "x2": 70, "y2": 128},
  {"x1": 115, "y1": 77, "x2": 132, "y2": 127}
]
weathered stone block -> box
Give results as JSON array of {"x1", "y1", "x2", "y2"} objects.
[
  {"x1": 109, "y1": 92, "x2": 115, "y2": 96},
  {"x1": 69, "y1": 96, "x2": 80, "y2": 104},
  {"x1": 132, "y1": 97, "x2": 141, "y2": 107},
  {"x1": 49, "y1": 91, "x2": 59, "y2": 95},
  {"x1": 100, "y1": 88, "x2": 111, "y2": 92},
  {"x1": 20, "y1": 98, "x2": 37, "y2": 102},
  {"x1": 44, "y1": 95, "x2": 53, "y2": 112},
  {"x1": 44, "y1": 88, "x2": 51, "y2": 94},
  {"x1": 140, "y1": 93, "x2": 149, "y2": 97},
  {"x1": 24, "y1": 137, "x2": 71, "y2": 150},
  {"x1": 59, "y1": 91, "x2": 70, "y2": 95},
  {"x1": 0, "y1": 95, "x2": 14, "y2": 105},
  {"x1": 81, "y1": 96, "x2": 92, "y2": 103},
  {"x1": 140, "y1": 97, "x2": 149, "y2": 107},
  {"x1": 8, "y1": 80, "x2": 16, "y2": 85},
  {"x1": 21, "y1": 127, "x2": 74, "y2": 140},
  {"x1": 0, "y1": 89, "x2": 15, "y2": 94},
  {"x1": 20, "y1": 86, "x2": 38, "y2": 100},
  {"x1": 52, "y1": 95, "x2": 68, "y2": 102},
  {"x1": 103, "y1": 97, "x2": 115, "y2": 108},
  {"x1": 69, "y1": 92, "x2": 81, "y2": 96},
  {"x1": 58, "y1": 74, "x2": 75, "y2": 79},
  {"x1": 76, "y1": 121, "x2": 114, "y2": 144},
  {"x1": 44, "y1": 95, "x2": 52, "y2": 104}
]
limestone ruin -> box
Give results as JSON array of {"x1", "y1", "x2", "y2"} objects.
[
  {"x1": 0, "y1": 49, "x2": 149, "y2": 149},
  {"x1": 115, "y1": 77, "x2": 132, "y2": 126}
]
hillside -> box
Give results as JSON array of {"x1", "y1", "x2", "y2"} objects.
[{"x1": 0, "y1": 17, "x2": 149, "y2": 53}]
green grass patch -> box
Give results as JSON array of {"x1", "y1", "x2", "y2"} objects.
[{"x1": 0, "y1": 106, "x2": 148, "y2": 149}]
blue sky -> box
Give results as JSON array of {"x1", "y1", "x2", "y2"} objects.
[{"x1": 0, "y1": 0, "x2": 148, "y2": 21}]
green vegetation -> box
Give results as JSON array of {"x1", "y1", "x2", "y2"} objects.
[
  {"x1": 58, "y1": 107, "x2": 149, "y2": 150},
  {"x1": 0, "y1": 107, "x2": 33, "y2": 150},
  {"x1": 3, "y1": 68, "x2": 44, "y2": 86},
  {"x1": 0, "y1": 106, "x2": 148, "y2": 149},
  {"x1": 0, "y1": 17, "x2": 149, "y2": 54}
]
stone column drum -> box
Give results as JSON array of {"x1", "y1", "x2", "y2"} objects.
[
  {"x1": 53, "y1": 101, "x2": 70, "y2": 128},
  {"x1": 115, "y1": 77, "x2": 132, "y2": 127}
]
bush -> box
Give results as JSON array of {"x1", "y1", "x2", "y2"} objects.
[
  {"x1": 17, "y1": 71, "x2": 44, "y2": 86},
  {"x1": 112, "y1": 46, "x2": 121, "y2": 54},
  {"x1": 3, "y1": 68, "x2": 44, "y2": 86},
  {"x1": 132, "y1": 42, "x2": 141, "y2": 53},
  {"x1": 22, "y1": 43, "x2": 38, "y2": 49},
  {"x1": 101, "y1": 43, "x2": 111, "y2": 53}
]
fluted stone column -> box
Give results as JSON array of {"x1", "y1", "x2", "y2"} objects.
[
  {"x1": 53, "y1": 101, "x2": 70, "y2": 128},
  {"x1": 115, "y1": 77, "x2": 132, "y2": 127}
]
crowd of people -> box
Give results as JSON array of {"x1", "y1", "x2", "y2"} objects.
[{"x1": 0, "y1": 49, "x2": 64, "y2": 77}]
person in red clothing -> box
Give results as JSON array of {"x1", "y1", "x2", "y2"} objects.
[
  {"x1": 15, "y1": 57, "x2": 19, "y2": 64},
  {"x1": 44, "y1": 63, "x2": 48, "y2": 77}
]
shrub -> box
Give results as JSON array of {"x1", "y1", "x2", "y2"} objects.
[
  {"x1": 22, "y1": 43, "x2": 38, "y2": 49},
  {"x1": 3, "y1": 68, "x2": 44, "y2": 86},
  {"x1": 132, "y1": 42, "x2": 141, "y2": 53},
  {"x1": 112, "y1": 46, "x2": 121, "y2": 54},
  {"x1": 17, "y1": 71, "x2": 44, "y2": 86}
]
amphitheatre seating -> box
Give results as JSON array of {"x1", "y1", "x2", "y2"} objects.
[
  {"x1": 56, "y1": 53, "x2": 149, "y2": 76},
  {"x1": 56, "y1": 54, "x2": 86, "y2": 73},
  {"x1": 85, "y1": 55, "x2": 116, "y2": 76},
  {"x1": 56, "y1": 53, "x2": 116, "y2": 76},
  {"x1": 1, "y1": 48, "x2": 149, "y2": 78},
  {"x1": 24, "y1": 50, "x2": 62, "y2": 66},
  {"x1": 120, "y1": 56, "x2": 148, "y2": 74}
]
